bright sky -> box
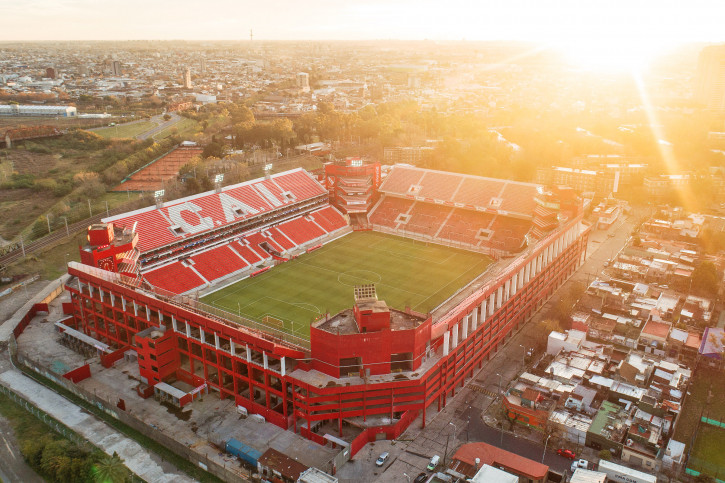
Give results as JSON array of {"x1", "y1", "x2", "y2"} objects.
[{"x1": 1, "y1": 0, "x2": 723, "y2": 45}]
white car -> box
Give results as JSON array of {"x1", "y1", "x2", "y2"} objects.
[
  {"x1": 571, "y1": 459, "x2": 589, "y2": 472},
  {"x1": 375, "y1": 452, "x2": 389, "y2": 467}
]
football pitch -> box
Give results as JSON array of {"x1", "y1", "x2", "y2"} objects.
[{"x1": 201, "y1": 231, "x2": 492, "y2": 338}]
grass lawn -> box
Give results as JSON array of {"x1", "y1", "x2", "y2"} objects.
[
  {"x1": 691, "y1": 425, "x2": 725, "y2": 471},
  {"x1": 201, "y1": 231, "x2": 492, "y2": 338},
  {"x1": 94, "y1": 120, "x2": 157, "y2": 139},
  {"x1": 675, "y1": 367, "x2": 725, "y2": 449}
]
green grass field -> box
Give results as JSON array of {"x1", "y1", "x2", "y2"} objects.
[
  {"x1": 692, "y1": 425, "x2": 725, "y2": 471},
  {"x1": 201, "y1": 231, "x2": 492, "y2": 338},
  {"x1": 94, "y1": 120, "x2": 157, "y2": 139}
]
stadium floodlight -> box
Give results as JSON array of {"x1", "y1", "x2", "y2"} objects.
[
  {"x1": 154, "y1": 189, "x2": 165, "y2": 199},
  {"x1": 350, "y1": 159, "x2": 363, "y2": 167},
  {"x1": 264, "y1": 163, "x2": 273, "y2": 171},
  {"x1": 214, "y1": 174, "x2": 224, "y2": 184}
]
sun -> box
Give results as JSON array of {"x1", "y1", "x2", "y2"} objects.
[{"x1": 550, "y1": 36, "x2": 668, "y2": 73}]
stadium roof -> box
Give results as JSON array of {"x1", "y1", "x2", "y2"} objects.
[
  {"x1": 379, "y1": 164, "x2": 540, "y2": 218},
  {"x1": 104, "y1": 168, "x2": 326, "y2": 253}
]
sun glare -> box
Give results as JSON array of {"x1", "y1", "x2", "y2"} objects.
[{"x1": 551, "y1": 37, "x2": 669, "y2": 73}]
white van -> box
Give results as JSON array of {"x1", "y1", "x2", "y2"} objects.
[{"x1": 427, "y1": 455, "x2": 440, "y2": 471}]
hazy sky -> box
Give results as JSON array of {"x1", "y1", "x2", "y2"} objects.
[{"x1": 1, "y1": 0, "x2": 723, "y2": 44}]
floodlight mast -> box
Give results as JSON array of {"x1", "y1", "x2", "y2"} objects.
[{"x1": 154, "y1": 189, "x2": 165, "y2": 208}]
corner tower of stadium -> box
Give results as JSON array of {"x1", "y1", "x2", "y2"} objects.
[{"x1": 65, "y1": 163, "x2": 589, "y2": 454}]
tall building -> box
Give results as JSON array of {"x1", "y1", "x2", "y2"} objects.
[
  {"x1": 200, "y1": 57, "x2": 207, "y2": 74},
  {"x1": 111, "y1": 60, "x2": 122, "y2": 76},
  {"x1": 695, "y1": 45, "x2": 725, "y2": 111},
  {"x1": 183, "y1": 68, "x2": 192, "y2": 89},
  {"x1": 296, "y1": 72, "x2": 310, "y2": 92}
]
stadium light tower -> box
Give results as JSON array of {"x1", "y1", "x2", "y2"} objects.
[
  {"x1": 154, "y1": 189, "x2": 165, "y2": 209},
  {"x1": 264, "y1": 163, "x2": 273, "y2": 180},
  {"x1": 214, "y1": 173, "x2": 224, "y2": 193}
]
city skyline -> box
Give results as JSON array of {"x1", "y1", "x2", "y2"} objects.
[{"x1": 2, "y1": 0, "x2": 724, "y2": 44}]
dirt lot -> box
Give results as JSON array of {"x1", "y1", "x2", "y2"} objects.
[
  {"x1": 0, "y1": 188, "x2": 58, "y2": 239},
  {"x1": 3, "y1": 150, "x2": 60, "y2": 176}
]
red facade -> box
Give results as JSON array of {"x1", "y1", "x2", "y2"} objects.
[{"x1": 65, "y1": 210, "x2": 588, "y2": 453}]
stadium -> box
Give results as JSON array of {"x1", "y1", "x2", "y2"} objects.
[{"x1": 64, "y1": 159, "x2": 589, "y2": 457}]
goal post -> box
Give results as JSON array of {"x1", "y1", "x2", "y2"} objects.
[{"x1": 262, "y1": 315, "x2": 284, "y2": 329}]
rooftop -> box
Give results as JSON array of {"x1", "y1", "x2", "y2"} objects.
[{"x1": 451, "y1": 442, "x2": 549, "y2": 480}]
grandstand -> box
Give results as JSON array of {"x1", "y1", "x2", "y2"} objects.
[
  {"x1": 104, "y1": 168, "x2": 350, "y2": 294},
  {"x1": 369, "y1": 165, "x2": 541, "y2": 256},
  {"x1": 67, "y1": 162, "x2": 589, "y2": 456}
]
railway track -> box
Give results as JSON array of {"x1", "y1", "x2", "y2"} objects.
[{"x1": 0, "y1": 206, "x2": 130, "y2": 267}]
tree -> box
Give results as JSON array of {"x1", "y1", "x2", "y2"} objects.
[
  {"x1": 691, "y1": 261, "x2": 720, "y2": 296},
  {"x1": 91, "y1": 452, "x2": 130, "y2": 483},
  {"x1": 598, "y1": 449, "x2": 612, "y2": 460},
  {"x1": 538, "y1": 318, "x2": 562, "y2": 336},
  {"x1": 202, "y1": 141, "x2": 225, "y2": 159},
  {"x1": 162, "y1": 113, "x2": 171, "y2": 121}
]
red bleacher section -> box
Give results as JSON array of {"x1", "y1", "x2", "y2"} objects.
[
  {"x1": 405, "y1": 202, "x2": 449, "y2": 237},
  {"x1": 143, "y1": 261, "x2": 206, "y2": 294},
  {"x1": 379, "y1": 165, "x2": 539, "y2": 216},
  {"x1": 277, "y1": 217, "x2": 327, "y2": 245},
  {"x1": 369, "y1": 166, "x2": 540, "y2": 254},
  {"x1": 141, "y1": 203, "x2": 350, "y2": 294},
  {"x1": 367, "y1": 197, "x2": 414, "y2": 229},
  {"x1": 106, "y1": 168, "x2": 327, "y2": 253},
  {"x1": 438, "y1": 209, "x2": 495, "y2": 245},
  {"x1": 309, "y1": 206, "x2": 348, "y2": 233},
  {"x1": 189, "y1": 245, "x2": 248, "y2": 281}
]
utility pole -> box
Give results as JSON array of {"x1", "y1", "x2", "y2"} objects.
[
  {"x1": 46, "y1": 214, "x2": 51, "y2": 234},
  {"x1": 88, "y1": 199, "x2": 92, "y2": 217},
  {"x1": 20, "y1": 234, "x2": 25, "y2": 259},
  {"x1": 61, "y1": 216, "x2": 69, "y2": 237},
  {"x1": 105, "y1": 200, "x2": 109, "y2": 217}
]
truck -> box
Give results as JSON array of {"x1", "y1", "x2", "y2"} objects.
[{"x1": 597, "y1": 459, "x2": 657, "y2": 483}]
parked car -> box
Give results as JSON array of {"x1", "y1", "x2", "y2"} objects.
[
  {"x1": 414, "y1": 472, "x2": 428, "y2": 483},
  {"x1": 427, "y1": 455, "x2": 440, "y2": 471},
  {"x1": 571, "y1": 459, "x2": 589, "y2": 472},
  {"x1": 375, "y1": 452, "x2": 389, "y2": 467},
  {"x1": 557, "y1": 449, "x2": 576, "y2": 459}
]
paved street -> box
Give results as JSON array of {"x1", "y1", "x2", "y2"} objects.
[
  {"x1": 0, "y1": 369, "x2": 195, "y2": 483},
  {"x1": 0, "y1": 414, "x2": 43, "y2": 483},
  {"x1": 337, "y1": 213, "x2": 637, "y2": 482},
  {"x1": 137, "y1": 112, "x2": 182, "y2": 140}
]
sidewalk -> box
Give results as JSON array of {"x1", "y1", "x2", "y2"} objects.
[{"x1": 0, "y1": 369, "x2": 196, "y2": 483}]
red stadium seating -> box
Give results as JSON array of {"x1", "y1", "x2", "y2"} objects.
[
  {"x1": 268, "y1": 227, "x2": 296, "y2": 250},
  {"x1": 404, "y1": 202, "x2": 450, "y2": 237},
  {"x1": 189, "y1": 245, "x2": 248, "y2": 280},
  {"x1": 106, "y1": 168, "x2": 327, "y2": 254},
  {"x1": 368, "y1": 197, "x2": 414, "y2": 228},
  {"x1": 439, "y1": 209, "x2": 495, "y2": 245},
  {"x1": 232, "y1": 242, "x2": 263, "y2": 265},
  {"x1": 417, "y1": 170, "x2": 462, "y2": 201},
  {"x1": 371, "y1": 194, "x2": 532, "y2": 252},
  {"x1": 144, "y1": 261, "x2": 206, "y2": 294},
  {"x1": 310, "y1": 206, "x2": 348, "y2": 232},
  {"x1": 379, "y1": 165, "x2": 540, "y2": 217},
  {"x1": 277, "y1": 217, "x2": 327, "y2": 245}
]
